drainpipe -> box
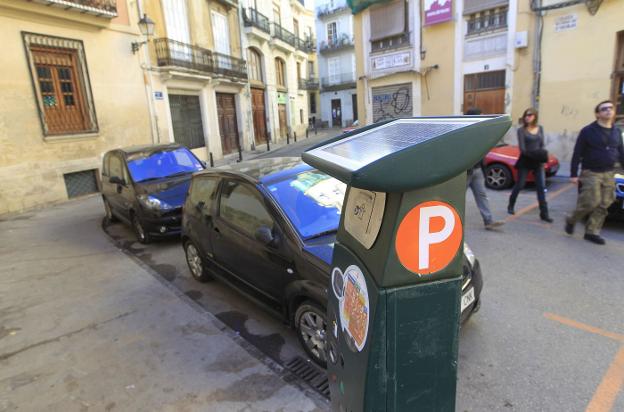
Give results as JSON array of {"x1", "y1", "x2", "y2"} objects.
[
  {"x1": 136, "y1": 0, "x2": 160, "y2": 144},
  {"x1": 531, "y1": 0, "x2": 544, "y2": 110},
  {"x1": 238, "y1": 4, "x2": 255, "y2": 151}
]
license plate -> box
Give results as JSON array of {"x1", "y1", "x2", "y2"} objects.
[{"x1": 461, "y1": 287, "x2": 475, "y2": 313}]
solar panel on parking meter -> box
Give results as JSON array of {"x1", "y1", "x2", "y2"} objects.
[{"x1": 302, "y1": 115, "x2": 511, "y2": 411}]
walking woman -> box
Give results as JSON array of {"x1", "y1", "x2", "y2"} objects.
[{"x1": 507, "y1": 108, "x2": 553, "y2": 222}]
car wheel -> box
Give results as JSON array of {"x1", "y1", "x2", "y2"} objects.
[
  {"x1": 295, "y1": 302, "x2": 328, "y2": 368},
  {"x1": 103, "y1": 198, "x2": 118, "y2": 223},
  {"x1": 132, "y1": 214, "x2": 151, "y2": 244},
  {"x1": 184, "y1": 240, "x2": 212, "y2": 282},
  {"x1": 485, "y1": 164, "x2": 513, "y2": 190}
]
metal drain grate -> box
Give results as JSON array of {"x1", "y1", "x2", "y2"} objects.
[
  {"x1": 285, "y1": 356, "x2": 330, "y2": 398},
  {"x1": 63, "y1": 169, "x2": 99, "y2": 198}
]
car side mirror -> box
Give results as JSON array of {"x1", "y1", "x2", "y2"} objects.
[
  {"x1": 255, "y1": 226, "x2": 274, "y2": 245},
  {"x1": 109, "y1": 176, "x2": 125, "y2": 186}
]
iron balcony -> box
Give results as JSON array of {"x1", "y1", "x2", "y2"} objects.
[
  {"x1": 242, "y1": 7, "x2": 270, "y2": 34},
  {"x1": 272, "y1": 23, "x2": 296, "y2": 47},
  {"x1": 154, "y1": 38, "x2": 247, "y2": 80},
  {"x1": 29, "y1": 0, "x2": 117, "y2": 17},
  {"x1": 298, "y1": 77, "x2": 320, "y2": 90},
  {"x1": 321, "y1": 73, "x2": 356, "y2": 91}
]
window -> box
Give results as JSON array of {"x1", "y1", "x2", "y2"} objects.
[
  {"x1": 212, "y1": 11, "x2": 231, "y2": 55},
  {"x1": 328, "y1": 57, "x2": 340, "y2": 84},
  {"x1": 273, "y1": 4, "x2": 281, "y2": 24},
  {"x1": 466, "y1": 8, "x2": 508, "y2": 36},
  {"x1": 23, "y1": 33, "x2": 98, "y2": 136},
  {"x1": 109, "y1": 155, "x2": 124, "y2": 179},
  {"x1": 126, "y1": 148, "x2": 203, "y2": 183},
  {"x1": 297, "y1": 62, "x2": 302, "y2": 80},
  {"x1": 327, "y1": 22, "x2": 337, "y2": 45},
  {"x1": 293, "y1": 18, "x2": 300, "y2": 37},
  {"x1": 248, "y1": 48, "x2": 263, "y2": 82},
  {"x1": 309, "y1": 93, "x2": 317, "y2": 114},
  {"x1": 370, "y1": 0, "x2": 407, "y2": 52},
  {"x1": 613, "y1": 31, "x2": 624, "y2": 120},
  {"x1": 275, "y1": 58, "x2": 286, "y2": 88},
  {"x1": 308, "y1": 61, "x2": 315, "y2": 77},
  {"x1": 220, "y1": 181, "x2": 274, "y2": 237},
  {"x1": 189, "y1": 177, "x2": 219, "y2": 210}
]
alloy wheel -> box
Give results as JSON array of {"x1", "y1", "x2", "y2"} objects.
[
  {"x1": 298, "y1": 309, "x2": 328, "y2": 365},
  {"x1": 185, "y1": 243, "x2": 203, "y2": 279},
  {"x1": 486, "y1": 166, "x2": 509, "y2": 189}
]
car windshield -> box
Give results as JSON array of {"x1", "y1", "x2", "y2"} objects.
[
  {"x1": 127, "y1": 148, "x2": 203, "y2": 183},
  {"x1": 266, "y1": 170, "x2": 346, "y2": 239}
]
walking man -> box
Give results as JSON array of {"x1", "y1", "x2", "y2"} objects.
[
  {"x1": 565, "y1": 100, "x2": 624, "y2": 244},
  {"x1": 465, "y1": 107, "x2": 505, "y2": 230}
]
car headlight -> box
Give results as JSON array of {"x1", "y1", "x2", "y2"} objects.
[
  {"x1": 463, "y1": 243, "x2": 476, "y2": 267},
  {"x1": 138, "y1": 194, "x2": 173, "y2": 210}
]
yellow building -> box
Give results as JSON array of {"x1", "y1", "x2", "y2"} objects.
[
  {"x1": 535, "y1": 0, "x2": 624, "y2": 159},
  {"x1": 141, "y1": 0, "x2": 250, "y2": 162},
  {"x1": 241, "y1": 0, "x2": 318, "y2": 146},
  {"x1": 0, "y1": 0, "x2": 152, "y2": 215}
]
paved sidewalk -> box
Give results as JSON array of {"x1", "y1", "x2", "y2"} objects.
[{"x1": 0, "y1": 197, "x2": 327, "y2": 411}]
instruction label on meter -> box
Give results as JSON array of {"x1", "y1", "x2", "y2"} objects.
[{"x1": 344, "y1": 188, "x2": 386, "y2": 249}]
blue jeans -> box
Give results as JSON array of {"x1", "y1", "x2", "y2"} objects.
[
  {"x1": 467, "y1": 168, "x2": 494, "y2": 225},
  {"x1": 509, "y1": 166, "x2": 546, "y2": 207}
]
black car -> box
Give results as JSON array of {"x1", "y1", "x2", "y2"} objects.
[
  {"x1": 101, "y1": 144, "x2": 204, "y2": 243},
  {"x1": 181, "y1": 157, "x2": 482, "y2": 367}
]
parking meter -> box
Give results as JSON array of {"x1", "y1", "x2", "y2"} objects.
[{"x1": 302, "y1": 116, "x2": 511, "y2": 411}]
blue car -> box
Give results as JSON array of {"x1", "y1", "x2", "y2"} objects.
[
  {"x1": 101, "y1": 144, "x2": 204, "y2": 243},
  {"x1": 608, "y1": 173, "x2": 624, "y2": 218},
  {"x1": 181, "y1": 157, "x2": 483, "y2": 367}
]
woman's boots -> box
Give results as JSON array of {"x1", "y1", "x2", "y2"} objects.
[{"x1": 539, "y1": 201, "x2": 553, "y2": 223}]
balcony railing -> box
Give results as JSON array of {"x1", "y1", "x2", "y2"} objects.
[
  {"x1": 299, "y1": 77, "x2": 320, "y2": 90},
  {"x1": 295, "y1": 37, "x2": 316, "y2": 53},
  {"x1": 272, "y1": 23, "x2": 296, "y2": 47},
  {"x1": 321, "y1": 72, "x2": 356, "y2": 90},
  {"x1": 320, "y1": 35, "x2": 354, "y2": 54},
  {"x1": 30, "y1": 0, "x2": 117, "y2": 17},
  {"x1": 243, "y1": 8, "x2": 270, "y2": 34},
  {"x1": 154, "y1": 38, "x2": 247, "y2": 80},
  {"x1": 466, "y1": 9, "x2": 508, "y2": 36},
  {"x1": 316, "y1": 4, "x2": 349, "y2": 19}
]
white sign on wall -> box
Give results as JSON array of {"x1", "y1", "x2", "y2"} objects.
[
  {"x1": 555, "y1": 14, "x2": 577, "y2": 32},
  {"x1": 371, "y1": 51, "x2": 412, "y2": 71}
]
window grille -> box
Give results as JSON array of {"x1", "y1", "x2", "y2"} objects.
[{"x1": 64, "y1": 170, "x2": 99, "y2": 198}]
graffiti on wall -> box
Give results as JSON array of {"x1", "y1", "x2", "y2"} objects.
[{"x1": 372, "y1": 84, "x2": 412, "y2": 123}]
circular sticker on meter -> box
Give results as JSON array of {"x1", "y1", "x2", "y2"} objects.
[
  {"x1": 395, "y1": 200, "x2": 463, "y2": 275},
  {"x1": 334, "y1": 265, "x2": 369, "y2": 352}
]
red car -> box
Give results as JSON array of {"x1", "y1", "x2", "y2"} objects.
[{"x1": 483, "y1": 144, "x2": 560, "y2": 190}]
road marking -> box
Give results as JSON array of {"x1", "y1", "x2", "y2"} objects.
[
  {"x1": 586, "y1": 347, "x2": 624, "y2": 412},
  {"x1": 545, "y1": 312, "x2": 624, "y2": 412},
  {"x1": 545, "y1": 313, "x2": 624, "y2": 343},
  {"x1": 505, "y1": 183, "x2": 575, "y2": 222}
]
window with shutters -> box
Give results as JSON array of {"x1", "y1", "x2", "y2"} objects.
[
  {"x1": 369, "y1": 0, "x2": 409, "y2": 52},
  {"x1": 23, "y1": 32, "x2": 98, "y2": 136},
  {"x1": 275, "y1": 58, "x2": 286, "y2": 89},
  {"x1": 466, "y1": 8, "x2": 508, "y2": 36},
  {"x1": 248, "y1": 48, "x2": 263, "y2": 83},
  {"x1": 613, "y1": 31, "x2": 624, "y2": 121},
  {"x1": 327, "y1": 22, "x2": 337, "y2": 46}
]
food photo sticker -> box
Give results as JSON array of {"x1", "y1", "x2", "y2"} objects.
[{"x1": 332, "y1": 265, "x2": 370, "y2": 352}]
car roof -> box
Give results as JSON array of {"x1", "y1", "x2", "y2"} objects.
[
  {"x1": 196, "y1": 157, "x2": 315, "y2": 184},
  {"x1": 112, "y1": 143, "x2": 184, "y2": 157}
]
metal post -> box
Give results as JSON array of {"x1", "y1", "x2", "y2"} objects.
[
  {"x1": 266, "y1": 132, "x2": 271, "y2": 151},
  {"x1": 306, "y1": 127, "x2": 309, "y2": 139},
  {"x1": 209, "y1": 152, "x2": 214, "y2": 167},
  {"x1": 294, "y1": 132, "x2": 297, "y2": 142},
  {"x1": 287, "y1": 132, "x2": 290, "y2": 145},
  {"x1": 237, "y1": 146, "x2": 243, "y2": 162}
]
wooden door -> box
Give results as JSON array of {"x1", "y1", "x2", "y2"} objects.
[
  {"x1": 216, "y1": 93, "x2": 239, "y2": 154},
  {"x1": 463, "y1": 71, "x2": 505, "y2": 114},
  {"x1": 331, "y1": 99, "x2": 342, "y2": 127},
  {"x1": 251, "y1": 88, "x2": 267, "y2": 144},
  {"x1": 278, "y1": 104, "x2": 288, "y2": 139},
  {"x1": 169, "y1": 94, "x2": 205, "y2": 149}
]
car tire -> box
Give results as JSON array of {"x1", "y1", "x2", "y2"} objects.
[
  {"x1": 295, "y1": 301, "x2": 328, "y2": 368},
  {"x1": 103, "y1": 198, "x2": 118, "y2": 223},
  {"x1": 485, "y1": 163, "x2": 513, "y2": 190},
  {"x1": 132, "y1": 214, "x2": 151, "y2": 244},
  {"x1": 184, "y1": 240, "x2": 213, "y2": 282}
]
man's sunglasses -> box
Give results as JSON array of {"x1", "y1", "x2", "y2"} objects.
[{"x1": 599, "y1": 106, "x2": 614, "y2": 112}]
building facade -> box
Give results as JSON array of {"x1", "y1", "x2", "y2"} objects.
[
  {"x1": 353, "y1": 0, "x2": 624, "y2": 160},
  {"x1": 241, "y1": 0, "x2": 318, "y2": 145},
  {"x1": 0, "y1": 0, "x2": 152, "y2": 215},
  {"x1": 143, "y1": 0, "x2": 250, "y2": 162},
  {"x1": 316, "y1": 0, "x2": 357, "y2": 128}
]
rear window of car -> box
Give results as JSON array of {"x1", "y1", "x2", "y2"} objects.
[
  {"x1": 266, "y1": 170, "x2": 346, "y2": 239},
  {"x1": 127, "y1": 148, "x2": 203, "y2": 183}
]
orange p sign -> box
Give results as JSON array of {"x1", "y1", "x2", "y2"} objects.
[{"x1": 395, "y1": 201, "x2": 463, "y2": 275}]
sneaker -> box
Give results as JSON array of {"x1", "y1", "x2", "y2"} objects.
[
  {"x1": 583, "y1": 234, "x2": 606, "y2": 245},
  {"x1": 540, "y1": 215, "x2": 554, "y2": 223},
  {"x1": 507, "y1": 207, "x2": 515, "y2": 215},
  {"x1": 564, "y1": 221, "x2": 574, "y2": 235},
  {"x1": 484, "y1": 220, "x2": 505, "y2": 230}
]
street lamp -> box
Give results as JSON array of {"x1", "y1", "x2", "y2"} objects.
[{"x1": 131, "y1": 13, "x2": 155, "y2": 54}]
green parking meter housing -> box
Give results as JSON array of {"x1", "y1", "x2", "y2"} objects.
[{"x1": 302, "y1": 116, "x2": 511, "y2": 411}]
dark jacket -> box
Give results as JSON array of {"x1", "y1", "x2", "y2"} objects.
[{"x1": 570, "y1": 121, "x2": 624, "y2": 177}]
